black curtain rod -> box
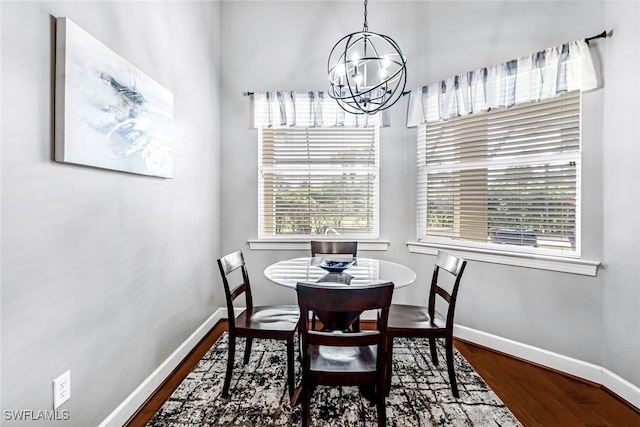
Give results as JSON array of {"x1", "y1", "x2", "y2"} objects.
[{"x1": 247, "y1": 30, "x2": 611, "y2": 98}]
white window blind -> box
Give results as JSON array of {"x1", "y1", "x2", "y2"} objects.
[
  {"x1": 259, "y1": 126, "x2": 379, "y2": 238},
  {"x1": 417, "y1": 90, "x2": 580, "y2": 254}
]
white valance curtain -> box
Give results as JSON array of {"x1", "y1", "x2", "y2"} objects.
[
  {"x1": 406, "y1": 39, "x2": 598, "y2": 127},
  {"x1": 250, "y1": 91, "x2": 390, "y2": 128}
]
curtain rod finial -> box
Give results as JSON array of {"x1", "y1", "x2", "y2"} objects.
[{"x1": 585, "y1": 30, "x2": 611, "y2": 45}]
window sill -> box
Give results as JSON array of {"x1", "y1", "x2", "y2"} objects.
[
  {"x1": 248, "y1": 239, "x2": 390, "y2": 251},
  {"x1": 406, "y1": 241, "x2": 600, "y2": 276}
]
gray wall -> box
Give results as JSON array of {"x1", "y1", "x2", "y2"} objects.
[
  {"x1": 1, "y1": 1, "x2": 221, "y2": 425},
  {"x1": 220, "y1": 0, "x2": 639, "y2": 393}
]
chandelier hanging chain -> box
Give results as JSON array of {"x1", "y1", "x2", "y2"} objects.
[{"x1": 363, "y1": 0, "x2": 368, "y2": 32}]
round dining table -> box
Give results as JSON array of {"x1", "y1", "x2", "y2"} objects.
[{"x1": 264, "y1": 256, "x2": 417, "y2": 289}]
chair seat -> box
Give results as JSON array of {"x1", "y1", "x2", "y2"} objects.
[
  {"x1": 388, "y1": 304, "x2": 446, "y2": 332},
  {"x1": 236, "y1": 305, "x2": 299, "y2": 333},
  {"x1": 309, "y1": 344, "x2": 377, "y2": 373}
]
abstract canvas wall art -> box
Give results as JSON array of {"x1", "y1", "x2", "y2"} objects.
[{"x1": 55, "y1": 17, "x2": 174, "y2": 178}]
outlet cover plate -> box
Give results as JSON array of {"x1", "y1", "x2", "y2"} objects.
[{"x1": 53, "y1": 370, "x2": 71, "y2": 409}]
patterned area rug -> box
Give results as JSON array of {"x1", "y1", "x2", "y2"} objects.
[{"x1": 147, "y1": 333, "x2": 522, "y2": 426}]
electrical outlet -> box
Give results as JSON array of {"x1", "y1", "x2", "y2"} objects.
[{"x1": 53, "y1": 370, "x2": 71, "y2": 409}]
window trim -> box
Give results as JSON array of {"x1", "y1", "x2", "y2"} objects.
[
  {"x1": 248, "y1": 239, "x2": 390, "y2": 251},
  {"x1": 407, "y1": 240, "x2": 599, "y2": 276}
]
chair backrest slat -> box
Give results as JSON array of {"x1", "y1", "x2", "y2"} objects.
[
  {"x1": 218, "y1": 250, "x2": 244, "y2": 275},
  {"x1": 434, "y1": 285, "x2": 451, "y2": 303},
  {"x1": 435, "y1": 250, "x2": 465, "y2": 277},
  {"x1": 229, "y1": 284, "x2": 247, "y2": 302},
  {"x1": 310, "y1": 241, "x2": 358, "y2": 257},
  {"x1": 298, "y1": 283, "x2": 391, "y2": 313}
]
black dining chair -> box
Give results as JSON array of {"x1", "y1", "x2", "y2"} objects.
[
  {"x1": 296, "y1": 282, "x2": 394, "y2": 427},
  {"x1": 309, "y1": 241, "x2": 358, "y2": 330},
  {"x1": 217, "y1": 250, "x2": 300, "y2": 399},
  {"x1": 385, "y1": 250, "x2": 467, "y2": 397}
]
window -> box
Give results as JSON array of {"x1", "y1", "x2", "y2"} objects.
[
  {"x1": 259, "y1": 126, "x2": 379, "y2": 238},
  {"x1": 417, "y1": 91, "x2": 580, "y2": 255}
]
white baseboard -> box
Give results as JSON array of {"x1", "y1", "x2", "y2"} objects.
[
  {"x1": 98, "y1": 308, "x2": 227, "y2": 427},
  {"x1": 601, "y1": 368, "x2": 640, "y2": 410},
  {"x1": 454, "y1": 324, "x2": 640, "y2": 410}
]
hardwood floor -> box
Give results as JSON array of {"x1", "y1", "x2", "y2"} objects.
[
  {"x1": 455, "y1": 339, "x2": 639, "y2": 427},
  {"x1": 126, "y1": 321, "x2": 640, "y2": 427}
]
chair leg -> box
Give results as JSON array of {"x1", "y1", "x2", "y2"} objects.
[
  {"x1": 429, "y1": 337, "x2": 439, "y2": 365},
  {"x1": 301, "y1": 383, "x2": 312, "y2": 427},
  {"x1": 385, "y1": 336, "x2": 394, "y2": 397},
  {"x1": 376, "y1": 383, "x2": 387, "y2": 427},
  {"x1": 243, "y1": 337, "x2": 253, "y2": 364},
  {"x1": 445, "y1": 336, "x2": 459, "y2": 398},
  {"x1": 222, "y1": 334, "x2": 236, "y2": 397},
  {"x1": 286, "y1": 337, "x2": 295, "y2": 399}
]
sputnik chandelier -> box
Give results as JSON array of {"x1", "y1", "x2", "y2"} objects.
[{"x1": 327, "y1": 0, "x2": 407, "y2": 115}]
